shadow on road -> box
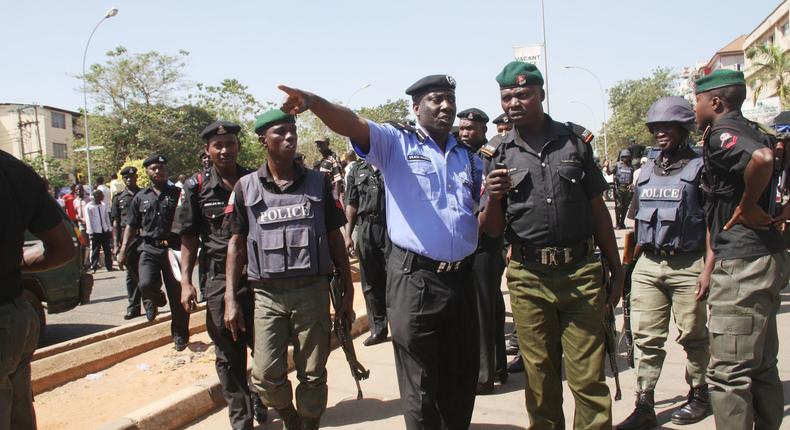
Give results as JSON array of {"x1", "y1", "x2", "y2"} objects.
[
  {"x1": 319, "y1": 397, "x2": 403, "y2": 426},
  {"x1": 86, "y1": 294, "x2": 128, "y2": 304},
  {"x1": 40, "y1": 323, "x2": 115, "y2": 347}
]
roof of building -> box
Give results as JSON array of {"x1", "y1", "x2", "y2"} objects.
[
  {"x1": 0, "y1": 103, "x2": 81, "y2": 117},
  {"x1": 702, "y1": 35, "x2": 746, "y2": 72}
]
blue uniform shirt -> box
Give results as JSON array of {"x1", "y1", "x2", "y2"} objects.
[{"x1": 353, "y1": 121, "x2": 482, "y2": 262}]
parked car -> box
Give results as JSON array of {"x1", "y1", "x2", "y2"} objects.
[{"x1": 22, "y1": 207, "x2": 93, "y2": 333}]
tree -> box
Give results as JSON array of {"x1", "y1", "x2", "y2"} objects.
[
  {"x1": 190, "y1": 79, "x2": 272, "y2": 169},
  {"x1": 81, "y1": 46, "x2": 190, "y2": 111},
  {"x1": 26, "y1": 155, "x2": 71, "y2": 189},
  {"x1": 357, "y1": 99, "x2": 411, "y2": 124},
  {"x1": 603, "y1": 68, "x2": 675, "y2": 160},
  {"x1": 746, "y1": 42, "x2": 790, "y2": 109}
]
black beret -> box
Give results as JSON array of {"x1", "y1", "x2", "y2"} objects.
[
  {"x1": 142, "y1": 154, "x2": 167, "y2": 167},
  {"x1": 405, "y1": 74, "x2": 456, "y2": 98},
  {"x1": 120, "y1": 166, "x2": 137, "y2": 176},
  {"x1": 457, "y1": 108, "x2": 489, "y2": 123},
  {"x1": 492, "y1": 113, "x2": 511, "y2": 125},
  {"x1": 201, "y1": 120, "x2": 241, "y2": 140}
]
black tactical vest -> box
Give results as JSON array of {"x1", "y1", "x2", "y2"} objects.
[
  {"x1": 239, "y1": 170, "x2": 332, "y2": 280},
  {"x1": 634, "y1": 157, "x2": 705, "y2": 252}
]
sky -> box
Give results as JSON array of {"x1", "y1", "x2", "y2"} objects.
[{"x1": 0, "y1": 0, "x2": 781, "y2": 140}]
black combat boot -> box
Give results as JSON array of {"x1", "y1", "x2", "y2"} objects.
[
  {"x1": 670, "y1": 385, "x2": 711, "y2": 425},
  {"x1": 301, "y1": 416, "x2": 320, "y2": 430},
  {"x1": 616, "y1": 390, "x2": 657, "y2": 430},
  {"x1": 276, "y1": 404, "x2": 301, "y2": 430}
]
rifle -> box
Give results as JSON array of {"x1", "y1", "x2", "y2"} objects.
[
  {"x1": 328, "y1": 270, "x2": 370, "y2": 399},
  {"x1": 599, "y1": 254, "x2": 622, "y2": 401},
  {"x1": 621, "y1": 231, "x2": 637, "y2": 368}
]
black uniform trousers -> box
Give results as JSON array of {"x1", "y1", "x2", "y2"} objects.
[
  {"x1": 205, "y1": 274, "x2": 256, "y2": 430},
  {"x1": 124, "y1": 238, "x2": 150, "y2": 313},
  {"x1": 614, "y1": 186, "x2": 632, "y2": 228},
  {"x1": 356, "y1": 218, "x2": 389, "y2": 338},
  {"x1": 89, "y1": 231, "x2": 113, "y2": 271},
  {"x1": 473, "y1": 234, "x2": 507, "y2": 386},
  {"x1": 137, "y1": 242, "x2": 189, "y2": 338},
  {"x1": 387, "y1": 245, "x2": 479, "y2": 430}
]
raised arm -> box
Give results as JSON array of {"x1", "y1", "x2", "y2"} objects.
[{"x1": 278, "y1": 85, "x2": 371, "y2": 152}]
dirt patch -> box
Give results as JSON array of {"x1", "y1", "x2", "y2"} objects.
[{"x1": 35, "y1": 331, "x2": 229, "y2": 430}]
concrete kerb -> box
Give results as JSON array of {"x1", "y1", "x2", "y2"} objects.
[
  {"x1": 32, "y1": 308, "x2": 208, "y2": 395},
  {"x1": 98, "y1": 308, "x2": 371, "y2": 430},
  {"x1": 33, "y1": 303, "x2": 207, "y2": 361}
]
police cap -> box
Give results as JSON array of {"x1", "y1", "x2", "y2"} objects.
[
  {"x1": 405, "y1": 74, "x2": 456, "y2": 99},
  {"x1": 254, "y1": 109, "x2": 296, "y2": 135},
  {"x1": 142, "y1": 154, "x2": 167, "y2": 167},
  {"x1": 457, "y1": 108, "x2": 489, "y2": 123},
  {"x1": 200, "y1": 120, "x2": 241, "y2": 140},
  {"x1": 120, "y1": 166, "x2": 137, "y2": 177},
  {"x1": 492, "y1": 113, "x2": 511, "y2": 125}
]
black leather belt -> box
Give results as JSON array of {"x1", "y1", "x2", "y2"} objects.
[
  {"x1": 143, "y1": 238, "x2": 170, "y2": 248},
  {"x1": 397, "y1": 246, "x2": 470, "y2": 273},
  {"x1": 643, "y1": 248, "x2": 698, "y2": 257},
  {"x1": 359, "y1": 213, "x2": 385, "y2": 224},
  {"x1": 513, "y1": 239, "x2": 593, "y2": 266}
]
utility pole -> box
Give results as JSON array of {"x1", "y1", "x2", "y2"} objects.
[
  {"x1": 17, "y1": 109, "x2": 25, "y2": 159},
  {"x1": 540, "y1": 0, "x2": 550, "y2": 114}
]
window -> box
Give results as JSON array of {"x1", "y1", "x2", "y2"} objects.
[
  {"x1": 52, "y1": 143, "x2": 68, "y2": 159},
  {"x1": 781, "y1": 20, "x2": 789, "y2": 36},
  {"x1": 51, "y1": 112, "x2": 66, "y2": 129}
]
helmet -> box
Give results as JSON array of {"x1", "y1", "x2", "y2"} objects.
[
  {"x1": 645, "y1": 96, "x2": 696, "y2": 131},
  {"x1": 619, "y1": 149, "x2": 632, "y2": 158}
]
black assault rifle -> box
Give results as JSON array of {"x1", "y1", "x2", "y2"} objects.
[{"x1": 329, "y1": 270, "x2": 370, "y2": 399}]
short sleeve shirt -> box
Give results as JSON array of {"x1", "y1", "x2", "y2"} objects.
[
  {"x1": 0, "y1": 150, "x2": 62, "y2": 300},
  {"x1": 345, "y1": 161, "x2": 385, "y2": 217},
  {"x1": 351, "y1": 121, "x2": 482, "y2": 261},
  {"x1": 320, "y1": 153, "x2": 345, "y2": 187},
  {"x1": 227, "y1": 163, "x2": 346, "y2": 236},
  {"x1": 111, "y1": 186, "x2": 141, "y2": 228},
  {"x1": 175, "y1": 165, "x2": 252, "y2": 266},
  {"x1": 127, "y1": 184, "x2": 182, "y2": 240},
  {"x1": 704, "y1": 111, "x2": 784, "y2": 259},
  {"x1": 494, "y1": 116, "x2": 608, "y2": 247}
]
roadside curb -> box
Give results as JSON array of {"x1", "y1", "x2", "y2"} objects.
[
  {"x1": 33, "y1": 303, "x2": 207, "y2": 362},
  {"x1": 98, "y1": 309, "x2": 370, "y2": 430},
  {"x1": 32, "y1": 309, "x2": 208, "y2": 395}
]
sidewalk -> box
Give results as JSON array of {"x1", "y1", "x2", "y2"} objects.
[{"x1": 186, "y1": 285, "x2": 790, "y2": 429}]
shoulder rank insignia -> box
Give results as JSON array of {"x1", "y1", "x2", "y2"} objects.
[
  {"x1": 566, "y1": 122, "x2": 594, "y2": 144},
  {"x1": 388, "y1": 121, "x2": 426, "y2": 142},
  {"x1": 479, "y1": 143, "x2": 497, "y2": 158}
]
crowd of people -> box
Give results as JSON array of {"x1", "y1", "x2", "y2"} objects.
[{"x1": 2, "y1": 62, "x2": 789, "y2": 430}]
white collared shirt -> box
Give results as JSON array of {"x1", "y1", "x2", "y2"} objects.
[{"x1": 85, "y1": 201, "x2": 112, "y2": 234}]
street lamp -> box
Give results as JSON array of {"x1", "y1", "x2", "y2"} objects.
[
  {"x1": 81, "y1": 7, "x2": 118, "y2": 187},
  {"x1": 346, "y1": 82, "x2": 373, "y2": 107},
  {"x1": 564, "y1": 65, "x2": 608, "y2": 158}
]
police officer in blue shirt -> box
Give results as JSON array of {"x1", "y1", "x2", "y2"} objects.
[{"x1": 278, "y1": 74, "x2": 483, "y2": 430}]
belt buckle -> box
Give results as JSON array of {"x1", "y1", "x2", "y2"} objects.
[
  {"x1": 541, "y1": 247, "x2": 569, "y2": 266},
  {"x1": 436, "y1": 260, "x2": 460, "y2": 273},
  {"x1": 437, "y1": 261, "x2": 448, "y2": 273}
]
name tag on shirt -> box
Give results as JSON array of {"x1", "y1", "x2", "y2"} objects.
[
  {"x1": 407, "y1": 154, "x2": 431, "y2": 163},
  {"x1": 257, "y1": 203, "x2": 313, "y2": 224}
]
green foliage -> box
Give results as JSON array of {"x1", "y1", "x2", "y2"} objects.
[
  {"x1": 746, "y1": 43, "x2": 790, "y2": 109},
  {"x1": 356, "y1": 99, "x2": 411, "y2": 124},
  {"x1": 604, "y1": 68, "x2": 675, "y2": 161},
  {"x1": 118, "y1": 159, "x2": 149, "y2": 188},
  {"x1": 25, "y1": 155, "x2": 71, "y2": 189},
  {"x1": 189, "y1": 79, "x2": 272, "y2": 169}
]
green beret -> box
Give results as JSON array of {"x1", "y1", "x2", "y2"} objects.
[
  {"x1": 496, "y1": 61, "x2": 544, "y2": 89},
  {"x1": 254, "y1": 109, "x2": 295, "y2": 135},
  {"x1": 694, "y1": 69, "x2": 745, "y2": 94},
  {"x1": 201, "y1": 120, "x2": 241, "y2": 140},
  {"x1": 457, "y1": 108, "x2": 489, "y2": 123}
]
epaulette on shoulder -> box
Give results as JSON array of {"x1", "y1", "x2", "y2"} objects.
[
  {"x1": 566, "y1": 122, "x2": 594, "y2": 144},
  {"x1": 387, "y1": 121, "x2": 427, "y2": 142},
  {"x1": 478, "y1": 138, "x2": 502, "y2": 159}
]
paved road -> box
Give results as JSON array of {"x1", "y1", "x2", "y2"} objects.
[{"x1": 40, "y1": 267, "x2": 199, "y2": 347}]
